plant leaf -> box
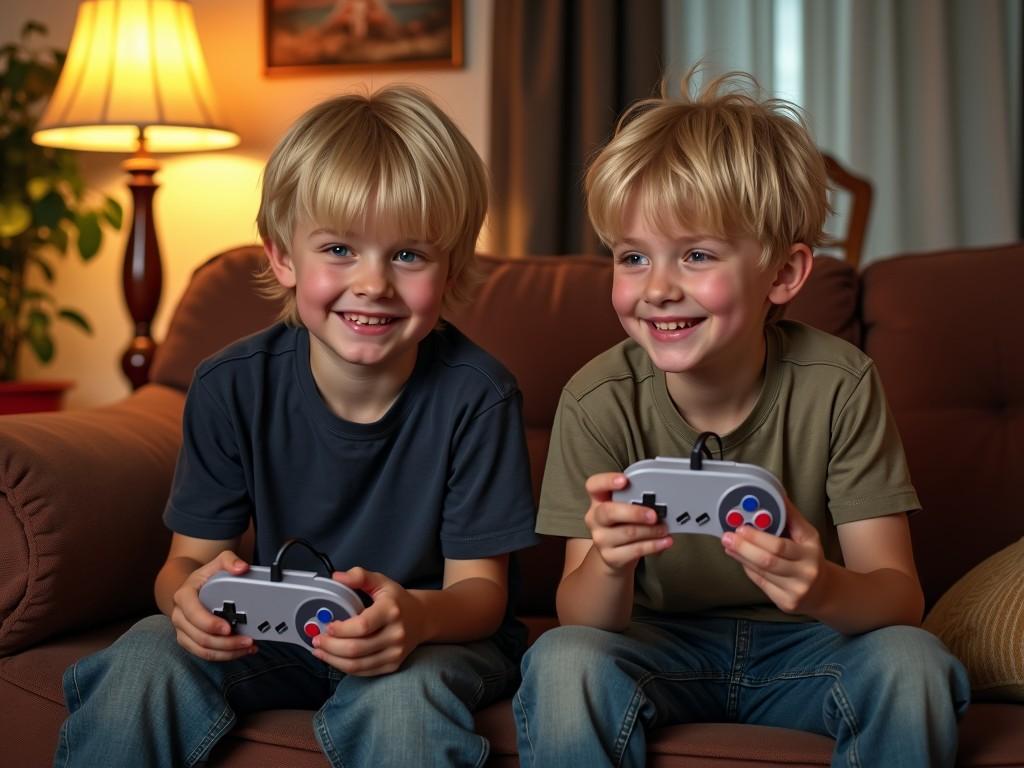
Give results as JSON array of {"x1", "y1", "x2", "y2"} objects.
[
  {"x1": 58, "y1": 308, "x2": 92, "y2": 334},
  {"x1": 0, "y1": 201, "x2": 32, "y2": 238},
  {"x1": 76, "y1": 211, "x2": 101, "y2": 260},
  {"x1": 48, "y1": 224, "x2": 68, "y2": 254},
  {"x1": 103, "y1": 195, "x2": 123, "y2": 230},
  {"x1": 27, "y1": 177, "x2": 50, "y2": 201},
  {"x1": 22, "y1": 288, "x2": 53, "y2": 303},
  {"x1": 30, "y1": 253, "x2": 55, "y2": 282},
  {"x1": 26, "y1": 309, "x2": 54, "y2": 363},
  {"x1": 33, "y1": 190, "x2": 67, "y2": 229}
]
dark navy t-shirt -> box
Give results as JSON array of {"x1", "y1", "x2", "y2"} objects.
[{"x1": 164, "y1": 322, "x2": 538, "y2": 655}]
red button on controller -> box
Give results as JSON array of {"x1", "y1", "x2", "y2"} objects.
[
  {"x1": 304, "y1": 621, "x2": 321, "y2": 638},
  {"x1": 753, "y1": 511, "x2": 773, "y2": 530},
  {"x1": 726, "y1": 510, "x2": 744, "y2": 528}
]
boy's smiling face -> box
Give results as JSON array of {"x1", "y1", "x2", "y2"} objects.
[
  {"x1": 266, "y1": 211, "x2": 449, "y2": 384},
  {"x1": 610, "y1": 200, "x2": 779, "y2": 382}
]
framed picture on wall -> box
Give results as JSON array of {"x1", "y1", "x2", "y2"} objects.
[{"x1": 264, "y1": 0, "x2": 463, "y2": 74}]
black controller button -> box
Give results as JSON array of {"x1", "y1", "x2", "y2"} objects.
[
  {"x1": 631, "y1": 492, "x2": 668, "y2": 520},
  {"x1": 213, "y1": 602, "x2": 247, "y2": 627}
]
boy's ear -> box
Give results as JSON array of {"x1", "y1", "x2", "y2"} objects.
[
  {"x1": 767, "y1": 243, "x2": 814, "y2": 306},
  {"x1": 264, "y1": 239, "x2": 297, "y2": 289}
]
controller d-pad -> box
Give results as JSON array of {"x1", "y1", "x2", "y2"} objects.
[
  {"x1": 212, "y1": 602, "x2": 247, "y2": 627},
  {"x1": 631, "y1": 492, "x2": 668, "y2": 521}
]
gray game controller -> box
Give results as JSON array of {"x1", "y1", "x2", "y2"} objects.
[
  {"x1": 199, "y1": 539, "x2": 364, "y2": 652},
  {"x1": 613, "y1": 455, "x2": 787, "y2": 538}
]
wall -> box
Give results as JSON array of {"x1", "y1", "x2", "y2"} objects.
[{"x1": 1, "y1": 0, "x2": 494, "y2": 408}]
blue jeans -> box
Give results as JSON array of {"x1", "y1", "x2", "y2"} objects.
[
  {"x1": 54, "y1": 614, "x2": 519, "y2": 768},
  {"x1": 514, "y1": 617, "x2": 970, "y2": 768}
]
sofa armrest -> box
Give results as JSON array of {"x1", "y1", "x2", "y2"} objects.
[{"x1": 0, "y1": 384, "x2": 185, "y2": 655}]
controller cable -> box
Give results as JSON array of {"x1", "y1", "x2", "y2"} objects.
[
  {"x1": 270, "y1": 538, "x2": 335, "y2": 582},
  {"x1": 690, "y1": 431, "x2": 723, "y2": 471}
]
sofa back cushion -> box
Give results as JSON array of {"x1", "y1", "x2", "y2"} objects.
[
  {"x1": 150, "y1": 245, "x2": 281, "y2": 391},
  {"x1": 862, "y1": 243, "x2": 1024, "y2": 608}
]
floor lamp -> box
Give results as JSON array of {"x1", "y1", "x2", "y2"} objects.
[{"x1": 33, "y1": 0, "x2": 239, "y2": 389}]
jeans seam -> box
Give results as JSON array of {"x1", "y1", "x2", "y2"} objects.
[
  {"x1": 185, "y1": 706, "x2": 235, "y2": 767},
  {"x1": 314, "y1": 708, "x2": 346, "y2": 768},
  {"x1": 727, "y1": 620, "x2": 750, "y2": 720},
  {"x1": 829, "y1": 679, "x2": 862, "y2": 768},
  {"x1": 57, "y1": 663, "x2": 84, "y2": 768},
  {"x1": 611, "y1": 673, "x2": 658, "y2": 766},
  {"x1": 512, "y1": 689, "x2": 536, "y2": 765}
]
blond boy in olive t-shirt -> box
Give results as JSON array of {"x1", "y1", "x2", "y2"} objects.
[{"x1": 513, "y1": 72, "x2": 970, "y2": 768}]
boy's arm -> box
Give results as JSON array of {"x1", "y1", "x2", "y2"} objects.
[
  {"x1": 154, "y1": 532, "x2": 243, "y2": 615},
  {"x1": 554, "y1": 473, "x2": 672, "y2": 631},
  {"x1": 409, "y1": 554, "x2": 509, "y2": 642},
  {"x1": 823, "y1": 513, "x2": 924, "y2": 630},
  {"x1": 320, "y1": 555, "x2": 509, "y2": 676},
  {"x1": 555, "y1": 539, "x2": 636, "y2": 631}
]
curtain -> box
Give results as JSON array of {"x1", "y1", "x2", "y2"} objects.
[
  {"x1": 663, "y1": 0, "x2": 1022, "y2": 265},
  {"x1": 489, "y1": 0, "x2": 664, "y2": 257}
]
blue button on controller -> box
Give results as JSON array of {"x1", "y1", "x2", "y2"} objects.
[
  {"x1": 316, "y1": 608, "x2": 334, "y2": 623},
  {"x1": 741, "y1": 495, "x2": 759, "y2": 512}
]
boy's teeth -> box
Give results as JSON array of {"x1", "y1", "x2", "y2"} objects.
[
  {"x1": 346, "y1": 314, "x2": 392, "y2": 326},
  {"x1": 653, "y1": 320, "x2": 698, "y2": 330}
]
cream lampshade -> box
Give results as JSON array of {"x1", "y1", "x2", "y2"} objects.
[{"x1": 33, "y1": 0, "x2": 239, "y2": 388}]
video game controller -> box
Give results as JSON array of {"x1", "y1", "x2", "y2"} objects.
[
  {"x1": 612, "y1": 453, "x2": 787, "y2": 538},
  {"x1": 198, "y1": 539, "x2": 364, "y2": 652}
]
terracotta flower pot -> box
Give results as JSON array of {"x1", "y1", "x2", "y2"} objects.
[{"x1": 0, "y1": 380, "x2": 74, "y2": 415}]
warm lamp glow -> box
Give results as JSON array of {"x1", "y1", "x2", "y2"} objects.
[
  {"x1": 32, "y1": 0, "x2": 239, "y2": 153},
  {"x1": 31, "y1": 0, "x2": 239, "y2": 390}
]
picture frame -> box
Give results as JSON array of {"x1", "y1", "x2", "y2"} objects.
[{"x1": 264, "y1": 0, "x2": 463, "y2": 75}]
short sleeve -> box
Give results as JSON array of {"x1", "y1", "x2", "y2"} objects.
[
  {"x1": 440, "y1": 391, "x2": 537, "y2": 559},
  {"x1": 827, "y1": 363, "x2": 920, "y2": 524},
  {"x1": 163, "y1": 375, "x2": 252, "y2": 539},
  {"x1": 536, "y1": 390, "x2": 621, "y2": 539}
]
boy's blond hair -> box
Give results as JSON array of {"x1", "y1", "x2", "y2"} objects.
[
  {"x1": 256, "y1": 85, "x2": 487, "y2": 323},
  {"x1": 586, "y1": 70, "x2": 829, "y2": 277}
]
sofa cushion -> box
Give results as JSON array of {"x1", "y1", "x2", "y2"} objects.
[
  {"x1": 786, "y1": 254, "x2": 861, "y2": 347},
  {"x1": 923, "y1": 537, "x2": 1024, "y2": 703},
  {"x1": 150, "y1": 245, "x2": 282, "y2": 392},
  {"x1": 862, "y1": 243, "x2": 1024, "y2": 608},
  {"x1": 0, "y1": 385, "x2": 184, "y2": 655}
]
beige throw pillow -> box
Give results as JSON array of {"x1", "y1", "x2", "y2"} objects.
[{"x1": 923, "y1": 537, "x2": 1024, "y2": 702}]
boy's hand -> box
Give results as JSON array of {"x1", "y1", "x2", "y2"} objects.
[
  {"x1": 170, "y1": 550, "x2": 256, "y2": 661},
  {"x1": 313, "y1": 567, "x2": 428, "y2": 676},
  {"x1": 584, "y1": 472, "x2": 673, "y2": 573},
  {"x1": 721, "y1": 497, "x2": 829, "y2": 615}
]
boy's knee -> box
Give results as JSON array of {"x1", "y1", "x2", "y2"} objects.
[
  {"x1": 522, "y1": 626, "x2": 619, "y2": 685},
  {"x1": 854, "y1": 625, "x2": 969, "y2": 698}
]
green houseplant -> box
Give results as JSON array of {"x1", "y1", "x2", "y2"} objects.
[{"x1": 0, "y1": 20, "x2": 121, "y2": 383}]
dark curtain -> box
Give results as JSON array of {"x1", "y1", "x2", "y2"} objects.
[{"x1": 489, "y1": 0, "x2": 664, "y2": 257}]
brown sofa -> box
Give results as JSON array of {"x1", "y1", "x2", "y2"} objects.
[{"x1": 2, "y1": 244, "x2": 1023, "y2": 767}]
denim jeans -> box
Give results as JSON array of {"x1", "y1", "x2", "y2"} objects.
[
  {"x1": 514, "y1": 616, "x2": 970, "y2": 768},
  {"x1": 54, "y1": 614, "x2": 519, "y2": 768}
]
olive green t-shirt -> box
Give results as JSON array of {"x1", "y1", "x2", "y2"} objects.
[{"x1": 537, "y1": 320, "x2": 920, "y2": 622}]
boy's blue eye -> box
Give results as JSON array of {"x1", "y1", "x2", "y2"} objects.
[
  {"x1": 686, "y1": 250, "x2": 712, "y2": 264},
  {"x1": 327, "y1": 244, "x2": 350, "y2": 257},
  {"x1": 619, "y1": 252, "x2": 649, "y2": 266},
  {"x1": 394, "y1": 249, "x2": 422, "y2": 263}
]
